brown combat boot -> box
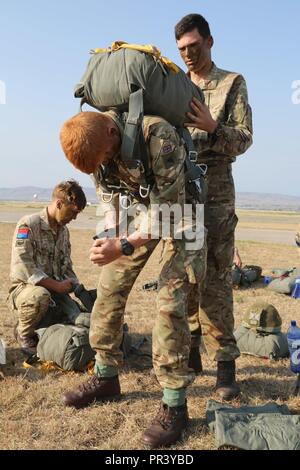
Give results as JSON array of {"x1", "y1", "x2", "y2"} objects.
[
  {"x1": 216, "y1": 360, "x2": 240, "y2": 401},
  {"x1": 14, "y1": 325, "x2": 38, "y2": 356},
  {"x1": 141, "y1": 401, "x2": 189, "y2": 448},
  {"x1": 188, "y1": 347, "x2": 203, "y2": 375},
  {"x1": 62, "y1": 375, "x2": 121, "y2": 409}
]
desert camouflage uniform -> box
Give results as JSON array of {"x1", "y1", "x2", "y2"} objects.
[
  {"x1": 188, "y1": 63, "x2": 253, "y2": 361},
  {"x1": 90, "y1": 111, "x2": 206, "y2": 390},
  {"x1": 7, "y1": 208, "x2": 80, "y2": 337}
]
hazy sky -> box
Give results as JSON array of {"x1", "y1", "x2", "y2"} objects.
[{"x1": 1, "y1": 0, "x2": 299, "y2": 195}]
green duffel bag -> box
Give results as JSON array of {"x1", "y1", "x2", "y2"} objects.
[
  {"x1": 234, "y1": 326, "x2": 289, "y2": 360},
  {"x1": 267, "y1": 268, "x2": 300, "y2": 294},
  {"x1": 36, "y1": 324, "x2": 95, "y2": 371}
]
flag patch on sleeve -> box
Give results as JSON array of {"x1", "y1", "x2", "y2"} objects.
[{"x1": 17, "y1": 228, "x2": 29, "y2": 239}]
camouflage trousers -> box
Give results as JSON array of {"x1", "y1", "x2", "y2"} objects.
[
  {"x1": 7, "y1": 284, "x2": 81, "y2": 337},
  {"x1": 188, "y1": 165, "x2": 240, "y2": 362},
  {"x1": 90, "y1": 238, "x2": 206, "y2": 390}
]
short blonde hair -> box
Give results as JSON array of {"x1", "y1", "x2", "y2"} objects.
[{"x1": 60, "y1": 112, "x2": 111, "y2": 174}]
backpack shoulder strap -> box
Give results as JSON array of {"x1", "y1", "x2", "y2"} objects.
[{"x1": 176, "y1": 127, "x2": 207, "y2": 204}]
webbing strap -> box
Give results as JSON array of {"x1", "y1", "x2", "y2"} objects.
[{"x1": 121, "y1": 88, "x2": 144, "y2": 165}]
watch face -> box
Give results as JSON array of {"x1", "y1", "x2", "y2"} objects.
[{"x1": 121, "y1": 239, "x2": 134, "y2": 256}]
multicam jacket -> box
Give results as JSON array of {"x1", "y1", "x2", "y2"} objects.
[
  {"x1": 189, "y1": 62, "x2": 253, "y2": 166},
  {"x1": 10, "y1": 208, "x2": 78, "y2": 288}
]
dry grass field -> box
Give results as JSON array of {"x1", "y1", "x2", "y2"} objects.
[{"x1": 0, "y1": 207, "x2": 300, "y2": 450}]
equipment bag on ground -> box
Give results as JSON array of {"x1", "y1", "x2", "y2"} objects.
[
  {"x1": 36, "y1": 322, "x2": 132, "y2": 371},
  {"x1": 234, "y1": 301, "x2": 289, "y2": 359},
  {"x1": 232, "y1": 265, "x2": 262, "y2": 287},
  {"x1": 267, "y1": 268, "x2": 300, "y2": 294}
]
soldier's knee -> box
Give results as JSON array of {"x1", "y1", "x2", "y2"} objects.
[{"x1": 18, "y1": 286, "x2": 51, "y2": 319}]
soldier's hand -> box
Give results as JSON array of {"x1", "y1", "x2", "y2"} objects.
[
  {"x1": 90, "y1": 238, "x2": 122, "y2": 266},
  {"x1": 56, "y1": 279, "x2": 74, "y2": 294},
  {"x1": 184, "y1": 97, "x2": 218, "y2": 134}
]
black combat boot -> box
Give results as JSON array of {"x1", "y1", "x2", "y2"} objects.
[
  {"x1": 216, "y1": 360, "x2": 240, "y2": 401},
  {"x1": 141, "y1": 401, "x2": 189, "y2": 448},
  {"x1": 62, "y1": 375, "x2": 121, "y2": 408},
  {"x1": 188, "y1": 347, "x2": 203, "y2": 375}
]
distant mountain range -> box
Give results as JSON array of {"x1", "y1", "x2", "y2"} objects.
[{"x1": 0, "y1": 187, "x2": 300, "y2": 211}]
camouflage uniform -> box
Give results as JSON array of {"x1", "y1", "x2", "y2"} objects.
[
  {"x1": 296, "y1": 227, "x2": 300, "y2": 258},
  {"x1": 188, "y1": 63, "x2": 253, "y2": 361},
  {"x1": 7, "y1": 208, "x2": 80, "y2": 337},
  {"x1": 90, "y1": 111, "x2": 206, "y2": 390}
]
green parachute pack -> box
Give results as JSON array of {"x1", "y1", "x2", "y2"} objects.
[
  {"x1": 36, "y1": 317, "x2": 132, "y2": 372},
  {"x1": 234, "y1": 302, "x2": 289, "y2": 360},
  {"x1": 75, "y1": 41, "x2": 207, "y2": 204}
]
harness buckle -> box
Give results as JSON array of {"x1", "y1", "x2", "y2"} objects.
[
  {"x1": 120, "y1": 195, "x2": 132, "y2": 210},
  {"x1": 101, "y1": 191, "x2": 114, "y2": 203},
  {"x1": 139, "y1": 184, "x2": 150, "y2": 199},
  {"x1": 188, "y1": 151, "x2": 198, "y2": 163}
]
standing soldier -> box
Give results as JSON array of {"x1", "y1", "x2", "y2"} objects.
[
  {"x1": 175, "y1": 13, "x2": 253, "y2": 399},
  {"x1": 7, "y1": 180, "x2": 87, "y2": 355},
  {"x1": 59, "y1": 110, "x2": 206, "y2": 448}
]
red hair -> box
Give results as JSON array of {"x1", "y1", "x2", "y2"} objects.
[{"x1": 60, "y1": 112, "x2": 111, "y2": 174}]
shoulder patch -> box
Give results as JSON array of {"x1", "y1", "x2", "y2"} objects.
[{"x1": 17, "y1": 227, "x2": 29, "y2": 239}]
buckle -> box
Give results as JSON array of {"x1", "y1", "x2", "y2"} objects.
[
  {"x1": 188, "y1": 151, "x2": 198, "y2": 163},
  {"x1": 139, "y1": 184, "x2": 150, "y2": 199},
  {"x1": 101, "y1": 191, "x2": 114, "y2": 203},
  {"x1": 198, "y1": 163, "x2": 208, "y2": 176},
  {"x1": 120, "y1": 195, "x2": 132, "y2": 210}
]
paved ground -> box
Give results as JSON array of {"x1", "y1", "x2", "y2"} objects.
[
  {"x1": 0, "y1": 203, "x2": 298, "y2": 245},
  {"x1": 235, "y1": 228, "x2": 295, "y2": 245}
]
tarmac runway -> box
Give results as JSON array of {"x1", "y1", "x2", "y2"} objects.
[{"x1": 0, "y1": 204, "x2": 297, "y2": 245}]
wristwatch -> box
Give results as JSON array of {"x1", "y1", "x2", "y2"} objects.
[{"x1": 120, "y1": 238, "x2": 135, "y2": 256}]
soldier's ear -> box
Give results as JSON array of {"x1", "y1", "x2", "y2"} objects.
[
  {"x1": 207, "y1": 36, "x2": 214, "y2": 49},
  {"x1": 56, "y1": 199, "x2": 63, "y2": 210}
]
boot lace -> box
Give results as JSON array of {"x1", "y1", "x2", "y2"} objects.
[
  {"x1": 79, "y1": 375, "x2": 101, "y2": 392},
  {"x1": 152, "y1": 404, "x2": 176, "y2": 431}
]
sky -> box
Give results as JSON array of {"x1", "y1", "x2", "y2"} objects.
[{"x1": 0, "y1": 0, "x2": 299, "y2": 196}]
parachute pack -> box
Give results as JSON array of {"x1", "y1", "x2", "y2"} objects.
[
  {"x1": 234, "y1": 302, "x2": 289, "y2": 360},
  {"x1": 75, "y1": 41, "x2": 207, "y2": 203},
  {"x1": 36, "y1": 320, "x2": 132, "y2": 372}
]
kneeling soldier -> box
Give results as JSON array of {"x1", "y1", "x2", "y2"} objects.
[{"x1": 7, "y1": 180, "x2": 87, "y2": 355}]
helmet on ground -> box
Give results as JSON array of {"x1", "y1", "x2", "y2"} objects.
[{"x1": 242, "y1": 302, "x2": 282, "y2": 333}]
